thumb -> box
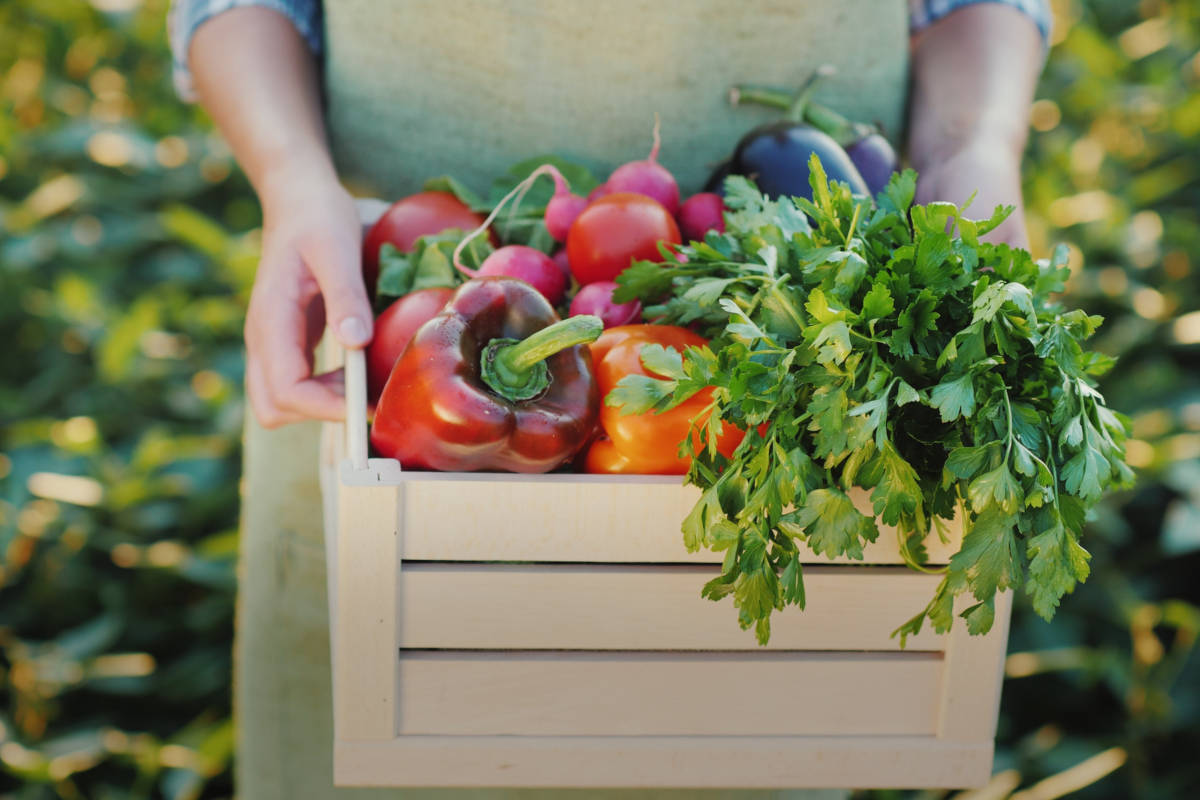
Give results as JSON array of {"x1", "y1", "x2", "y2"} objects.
[{"x1": 307, "y1": 234, "x2": 374, "y2": 349}]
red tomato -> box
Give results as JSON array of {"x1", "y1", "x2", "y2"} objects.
[
  {"x1": 365, "y1": 287, "x2": 455, "y2": 404},
  {"x1": 362, "y1": 192, "x2": 488, "y2": 297},
  {"x1": 566, "y1": 192, "x2": 680, "y2": 286}
]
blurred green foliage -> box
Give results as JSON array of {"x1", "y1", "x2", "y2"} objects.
[{"x1": 0, "y1": 0, "x2": 1197, "y2": 798}]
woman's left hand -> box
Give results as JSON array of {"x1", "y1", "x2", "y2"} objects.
[{"x1": 914, "y1": 135, "x2": 1029, "y2": 249}]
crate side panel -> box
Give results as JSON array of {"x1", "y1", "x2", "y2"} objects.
[
  {"x1": 399, "y1": 477, "x2": 960, "y2": 564},
  {"x1": 334, "y1": 481, "x2": 401, "y2": 741},
  {"x1": 335, "y1": 735, "x2": 993, "y2": 788},
  {"x1": 395, "y1": 652, "x2": 941, "y2": 736},
  {"x1": 398, "y1": 564, "x2": 946, "y2": 651},
  {"x1": 937, "y1": 589, "x2": 1014, "y2": 742}
]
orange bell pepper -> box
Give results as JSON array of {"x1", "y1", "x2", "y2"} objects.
[{"x1": 584, "y1": 324, "x2": 745, "y2": 474}]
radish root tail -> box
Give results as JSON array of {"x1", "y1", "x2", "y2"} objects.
[
  {"x1": 648, "y1": 112, "x2": 662, "y2": 163},
  {"x1": 452, "y1": 164, "x2": 568, "y2": 277}
]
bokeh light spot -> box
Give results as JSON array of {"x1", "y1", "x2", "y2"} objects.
[
  {"x1": 155, "y1": 135, "x2": 189, "y2": 168},
  {"x1": 1131, "y1": 287, "x2": 1166, "y2": 319},
  {"x1": 87, "y1": 131, "x2": 133, "y2": 167},
  {"x1": 1030, "y1": 99, "x2": 1062, "y2": 132},
  {"x1": 71, "y1": 214, "x2": 104, "y2": 246},
  {"x1": 1172, "y1": 310, "x2": 1200, "y2": 344},
  {"x1": 1118, "y1": 17, "x2": 1171, "y2": 60}
]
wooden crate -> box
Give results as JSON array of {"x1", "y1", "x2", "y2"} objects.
[{"x1": 318, "y1": 349, "x2": 1011, "y2": 789}]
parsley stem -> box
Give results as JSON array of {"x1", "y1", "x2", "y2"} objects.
[
  {"x1": 844, "y1": 202, "x2": 864, "y2": 245},
  {"x1": 1002, "y1": 387, "x2": 1015, "y2": 464},
  {"x1": 850, "y1": 329, "x2": 885, "y2": 345}
]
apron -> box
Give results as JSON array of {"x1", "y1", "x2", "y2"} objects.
[{"x1": 236, "y1": 2, "x2": 908, "y2": 797}]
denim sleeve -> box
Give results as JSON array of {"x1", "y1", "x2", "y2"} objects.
[
  {"x1": 909, "y1": 0, "x2": 1053, "y2": 42},
  {"x1": 168, "y1": 0, "x2": 323, "y2": 101}
]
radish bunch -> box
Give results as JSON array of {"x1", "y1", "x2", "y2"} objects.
[{"x1": 539, "y1": 119, "x2": 727, "y2": 328}]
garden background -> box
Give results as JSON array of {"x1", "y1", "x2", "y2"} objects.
[{"x1": 1, "y1": 0, "x2": 1198, "y2": 797}]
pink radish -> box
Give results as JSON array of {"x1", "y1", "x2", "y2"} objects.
[
  {"x1": 476, "y1": 245, "x2": 567, "y2": 305},
  {"x1": 587, "y1": 183, "x2": 612, "y2": 203},
  {"x1": 678, "y1": 193, "x2": 726, "y2": 241},
  {"x1": 454, "y1": 164, "x2": 574, "y2": 305},
  {"x1": 604, "y1": 116, "x2": 680, "y2": 216},
  {"x1": 544, "y1": 176, "x2": 588, "y2": 242},
  {"x1": 551, "y1": 249, "x2": 572, "y2": 279},
  {"x1": 569, "y1": 281, "x2": 642, "y2": 329}
]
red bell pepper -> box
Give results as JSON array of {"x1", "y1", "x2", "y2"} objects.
[
  {"x1": 584, "y1": 325, "x2": 745, "y2": 474},
  {"x1": 371, "y1": 277, "x2": 602, "y2": 473}
]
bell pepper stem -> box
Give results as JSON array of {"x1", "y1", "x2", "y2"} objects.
[{"x1": 482, "y1": 315, "x2": 603, "y2": 401}]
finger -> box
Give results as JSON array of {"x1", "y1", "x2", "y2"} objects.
[
  {"x1": 246, "y1": 359, "x2": 304, "y2": 429},
  {"x1": 248, "y1": 260, "x2": 347, "y2": 422},
  {"x1": 304, "y1": 233, "x2": 374, "y2": 350}
]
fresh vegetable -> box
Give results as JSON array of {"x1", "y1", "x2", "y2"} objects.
[
  {"x1": 544, "y1": 170, "x2": 588, "y2": 242},
  {"x1": 569, "y1": 281, "x2": 641, "y2": 329},
  {"x1": 475, "y1": 245, "x2": 567, "y2": 304},
  {"x1": 604, "y1": 117, "x2": 681, "y2": 216},
  {"x1": 362, "y1": 191, "x2": 489, "y2": 295},
  {"x1": 371, "y1": 277, "x2": 602, "y2": 472},
  {"x1": 566, "y1": 192, "x2": 681, "y2": 286},
  {"x1": 678, "y1": 193, "x2": 726, "y2": 241},
  {"x1": 715, "y1": 71, "x2": 870, "y2": 200},
  {"x1": 611, "y1": 159, "x2": 1134, "y2": 644},
  {"x1": 731, "y1": 80, "x2": 898, "y2": 196},
  {"x1": 365, "y1": 287, "x2": 455, "y2": 403},
  {"x1": 727, "y1": 120, "x2": 868, "y2": 201},
  {"x1": 843, "y1": 133, "x2": 899, "y2": 197},
  {"x1": 545, "y1": 192, "x2": 588, "y2": 243},
  {"x1": 587, "y1": 183, "x2": 613, "y2": 203},
  {"x1": 551, "y1": 248, "x2": 572, "y2": 279},
  {"x1": 586, "y1": 325, "x2": 745, "y2": 474}
]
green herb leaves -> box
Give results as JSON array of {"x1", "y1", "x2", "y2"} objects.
[{"x1": 611, "y1": 155, "x2": 1133, "y2": 644}]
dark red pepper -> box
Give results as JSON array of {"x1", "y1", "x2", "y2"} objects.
[{"x1": 370, "y1": 277, "x2": 602, "y2": 472}]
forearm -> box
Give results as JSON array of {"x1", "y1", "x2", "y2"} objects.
[
  {"x1": 907, "y1": 4, "x2": 1043, "y2": 172},
  {"x1": 189, "y1": 6, "x2": 336, "y2": 205}
]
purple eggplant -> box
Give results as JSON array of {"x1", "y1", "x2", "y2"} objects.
[
  {"x1": 843, "y1": 132, "x2": 898, "y2": 196},
  {"x1": 725, "y1": 74, "x2": 899, "y2": 198},
  {"x1": 728, "y1": 121, "x2": 869, "y2": 200}
]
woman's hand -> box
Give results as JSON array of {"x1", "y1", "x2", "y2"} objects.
[
  {"x1": 190, "y1": 7, "x2": 376, "y2": 426},
  {"x1": 914, "y1": 136, "x2": 1029, "y2": 248},
  {"x1": 906, "y1": 3, "x2": 1044, "y2": 251},
  {"x1": 244, "y1": 167, "x2": 373, "y2": 427}
]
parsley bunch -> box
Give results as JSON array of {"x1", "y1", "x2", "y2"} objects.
[{"x1": 610, "y1": 157, "x2": 1135, "y2": 645}]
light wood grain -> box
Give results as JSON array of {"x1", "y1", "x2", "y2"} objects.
[
  {"x1": 398, "y1": 563, "x2": 947, "y2": 651},
  {"x1": 937, "y1": 590, "x2": 1014, "y2": 742},
  {"x1": 395, "y1": 651, "x2": 941, "y2": 736},
  {"x1": 333, "y1": 476, "x2": 400, "y2": 741},
  {"x1": 395, "y1": 475, "x2": 963, "y2": 565},
  {"x1": 334, "y1": 735, "x2": 994, "y2": 788}
]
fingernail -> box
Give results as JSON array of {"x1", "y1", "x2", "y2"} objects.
[{"x1": 339, "y1": 316, "x2": 370, "y2": 346}]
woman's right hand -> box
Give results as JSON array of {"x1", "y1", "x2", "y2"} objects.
[{"x1": 244, "y1": 165, "x2": 374, "y2": 428}]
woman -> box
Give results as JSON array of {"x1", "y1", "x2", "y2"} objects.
[{"x1": 171, "y1": 1, "x2": 1049, "y2": 797}]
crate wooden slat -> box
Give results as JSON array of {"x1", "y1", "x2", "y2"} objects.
[
  {"x1": 399, "y1": 563, "x2": 948, "y2": 651},
  {"x1": 392, "y1": 472, "x2": 962, "y2": 565},
  {"x1": 334, "y1": 736, "x2": 995, "y2": 789},
  {"x1": 320, "y1": 346, "x2": 1013, "y2": 789},
  {"x1": 396, "y1": 651, "x2": 941, "y2": 736}
]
